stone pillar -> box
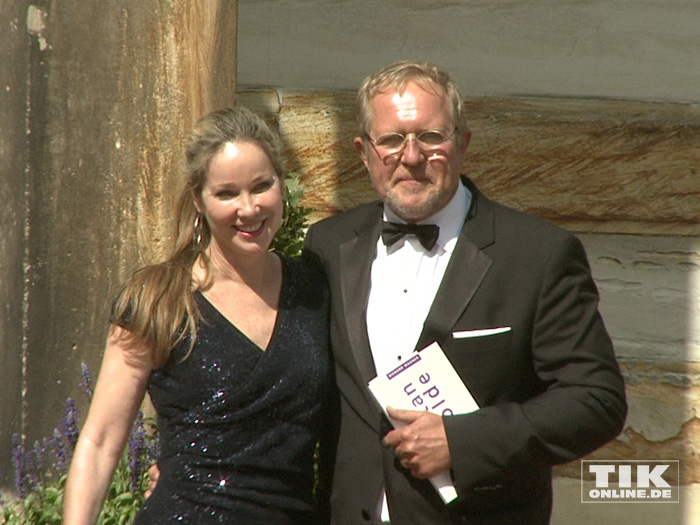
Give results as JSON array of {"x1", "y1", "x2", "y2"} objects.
[
  {"x1": 0, "y1": 0, "x2": 32, "y2": 491},
  {"x1": 0, "y1": 0, "x2": 237, "y2": 486}
]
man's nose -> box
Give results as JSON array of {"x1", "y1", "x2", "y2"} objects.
[{"x1": 401, "y1": 135, "x2": 424, "y2": 165}]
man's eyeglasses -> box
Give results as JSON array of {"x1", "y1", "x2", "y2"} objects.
[{"x1": 365, "y1": 128, "x2": 457, "y2": 158}]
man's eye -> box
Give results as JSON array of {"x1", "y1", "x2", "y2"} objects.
[
  {"x1": 375, "y1": 134, "x2": 405, "y2": 148},
  {"x1": 417, "y1": 131, "x2": 447, "y2": 145}
]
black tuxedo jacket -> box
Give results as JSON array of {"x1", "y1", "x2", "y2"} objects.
[{"x1": 304, "y1": 178, "x2": 627, "y2": 524}]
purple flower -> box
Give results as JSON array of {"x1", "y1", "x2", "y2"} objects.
[
  {"x1": 60, "y1": 397, "x2": 80, "y2": 459},
  {"x1": 148, "y1": 428, "x2": 161, "y2": 464},
  {"x1": 128, "y1": 409, "x2": 147, "y2": 492},
  {"x1": 11, "y1": 433, "x2": 26, "y2": 498},
  {"x1": 31, "y1": 437, "x2": 50, "y2": 488},
  {"x1": 24, "y1": 446, "x2": 40, "y2": 493},
  {"x1": 49, "y1": 427, "x2": 68, "y2": 473},
  {"x1": 79, "y1": 362, "x2": 93, "y2": 399},
  {"x1": 5, "y1": 362, "x2": 164, "y2": 505}
]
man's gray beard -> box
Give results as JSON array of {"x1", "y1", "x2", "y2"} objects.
[{"x1": 383, "y1": 187, "x2": 451, "y2": 223}]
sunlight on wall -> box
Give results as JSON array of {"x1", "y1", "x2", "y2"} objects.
[{"x1": 687, "y1": 241, "x2": 700, "y2": 361}]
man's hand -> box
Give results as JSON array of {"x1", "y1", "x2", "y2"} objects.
[
  {"x1": 383, "y1": 407, "x2": 452, "y2": 479},
  {"x1": 144, "y1": 464, "x2": 160, "y2": 499}
]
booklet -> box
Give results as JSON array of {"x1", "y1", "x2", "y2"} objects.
[{"x1": 367, "y1": 341, "x2": 480, "y2": 503}]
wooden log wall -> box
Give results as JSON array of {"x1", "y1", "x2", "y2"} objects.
[{"x1": 240, "y1": 90, "x2": 700, "y2": 236}]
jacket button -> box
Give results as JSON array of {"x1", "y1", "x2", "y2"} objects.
[{"x1": 361, "y1": 508, "x2": 372, "y2": 521}]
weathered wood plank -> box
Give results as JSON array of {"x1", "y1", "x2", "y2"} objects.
[
  {"x1": 239, "y1": 90, "x2": 700, "y2": 235},
  {"x1": 466, "y1": 97, "x2": 700, "y2": 235}
]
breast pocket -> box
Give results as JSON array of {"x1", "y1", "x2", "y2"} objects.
[{"x1": 442, "y1": 327, "x2": 516, "y2": 405}]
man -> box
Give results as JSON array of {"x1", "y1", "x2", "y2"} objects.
[{"x1": 304, "y1": 61, "x2": 627, "y2": 524}]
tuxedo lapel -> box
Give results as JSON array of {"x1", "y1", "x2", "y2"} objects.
[
  {"x1": 338, "y1": 205, "x2": 382, "y2": 385},
  {"x1": 417, "y1": 182, "x2": 495, "y2": 350}
]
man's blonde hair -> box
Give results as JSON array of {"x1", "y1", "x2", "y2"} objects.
[{"x1": 356, "y1": 61, "x2": 468, "y2": 136}]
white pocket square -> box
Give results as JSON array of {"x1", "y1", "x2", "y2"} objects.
[{"x1": 452, "y1": 327, "x2": 512, "y2": 339}]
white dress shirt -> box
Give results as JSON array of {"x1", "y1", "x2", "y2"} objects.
[
  {"x1": 367, "y1": 183, "x2": 471, "y2": 374},
  {"x1": 366, "y1": 183, "x2": 471, "y2": 523}
]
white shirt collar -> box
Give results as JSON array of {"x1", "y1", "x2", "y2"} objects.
[{"x1": 383, "y1": 181, "x2": 472, "y2": 253}]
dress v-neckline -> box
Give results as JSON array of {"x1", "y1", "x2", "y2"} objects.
[{"x1": 196, "y1": 259, "x2": 286, "y2": 353}]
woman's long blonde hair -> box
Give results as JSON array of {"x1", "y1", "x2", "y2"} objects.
[{"x1": 111, "y1": 107, "x2": 284, "y2": 368}]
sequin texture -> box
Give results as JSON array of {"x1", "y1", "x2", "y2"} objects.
[{"x1": 132, "y1": 257, "x2": 332, "y2": 524}]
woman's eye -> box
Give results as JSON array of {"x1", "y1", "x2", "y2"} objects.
[
  {"x1": 254, "y1": 180, "x2": 275, "y2": 193},
  {"x1": 216, "y1": 190, "x2": 236, "y2": 199}
]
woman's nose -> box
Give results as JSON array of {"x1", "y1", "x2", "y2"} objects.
[{"x1": 238, "y1": 193, "x2": 257, "y2": 215}]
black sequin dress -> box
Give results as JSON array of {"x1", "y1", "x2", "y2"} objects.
[{"x1": 133, "y1": 257, "x2": 332, "y2": 524}]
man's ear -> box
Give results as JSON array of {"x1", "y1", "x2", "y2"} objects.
[{"x1": 354, "y1": 136, "x2": 370, "y2": 169}]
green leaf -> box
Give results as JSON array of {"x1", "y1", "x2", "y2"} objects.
[{"x1": 271, "y1": 172, "x2": 314, "y2": 258}]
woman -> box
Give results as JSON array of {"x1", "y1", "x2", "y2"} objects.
[{"x1": 64, "y1": 107, "x2": 333, "y2": 524}]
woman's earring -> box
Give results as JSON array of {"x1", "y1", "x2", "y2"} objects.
[
  {"x1": 282, "y1": 190, "x2": 291, "y2": 229},
  {"x1": 193, "y1": 214, "x2": 203, "y2": 248}
]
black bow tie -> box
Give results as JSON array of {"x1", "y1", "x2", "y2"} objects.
[{"x1": 381, "y1": 221, "x2": 440, "y2": 251}]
